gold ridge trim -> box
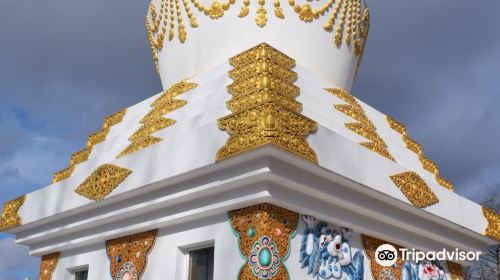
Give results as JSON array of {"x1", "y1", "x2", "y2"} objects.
[
  {"x1": 482, "y1": 206, "x2": 500, "y2": 241},
  {"x1": 326, "y1": 88, "x2": 395, "y2": 161},
  {"x1": 386, "y1": 115, "x2": 454, "y2": 191},
  {"x1": 75, "y1": 164, "x2": 132, "y2": 201},
  {"x1": 117, "y1": 81, "x2": 198, "y2": 158},
  {"x1": 0, "y1": 195, "x2": 26, "y2": 231},
  {"x1": 52, "y1": 108, "x2": 127, "y2": 184},
  {"x1": 390, "y1": 171, "x2": 439, "y2": 208},
  {"x1": 217, "y1": 43, "x2": 318, "y2": 163},
  {"x1": 39, "y1": 252, "x2": 60, "y2": 280}
]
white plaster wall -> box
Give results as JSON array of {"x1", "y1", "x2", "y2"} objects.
[{"x1": 53, "y1": 243, "x2": 109, "y2": 280}]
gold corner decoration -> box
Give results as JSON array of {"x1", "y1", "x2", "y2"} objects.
[
  {"x1": 52, "y1": 108, "x2": 127, "y2": 184},
  {"x1": 386, "y1": 115, "x2": 455, "y2": 191},
  {"x1": 117, "y1": 81, "x2": 198, "y2": 158},
  {"x1": 106, "y1": 230, "x2": 157, "y2": 279},
  {"x1": 146, "y1": 0, "x2": 369, "y2": 73},
  {"x1": 229, "y1": 203, "x2": 299, "y2": 279},
  {"x1": 216, "y1": 43, "x2": 318, "y2": 163},
  {"x1": 75, "y1": 164, "x2": 132, "y2": 201},
  {"x1": 482, "y1": 206, "x2": 500, "y2": 241},
  {"x1": 390, "y1": 171, "x2": 439, "y2": 208},
  {"x1": 0, "y1": 195, "x2": 26, "y2": 231},
  {"x1": 39, "y1": 252, "x2": 60, "y2": 280},
  {"x1": 325, "y1": 88, "x2": 395, "y2": 162}
]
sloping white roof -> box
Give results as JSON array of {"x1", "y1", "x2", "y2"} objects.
[{"x1": 1, "y1": 46, "x2": 497, "y2": 257}]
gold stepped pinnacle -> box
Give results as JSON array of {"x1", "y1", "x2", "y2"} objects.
[{"x1": 216, "y1": 43, "x2": 318, "y2": 163}]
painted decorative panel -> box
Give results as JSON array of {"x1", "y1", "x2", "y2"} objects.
[
  {"x1": 106, "y1": 230, "x2": 157, "y2": 280},
  {"x1": 229, "y1": 203, "x2": 299, "y2": 279},
  {"x1": 39, "y1": 252, "x2": 60, "y2": 280},
  {"x1": 299, "y1": 215, "x2": 364, "y2": 279},
  {"x1": 52, "y1": 108, "x2": 127, "y2": 184}
]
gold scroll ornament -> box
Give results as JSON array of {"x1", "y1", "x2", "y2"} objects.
[
  {"x1": 0, "y1": 195, "x2": 25, "y2": 231},
  {"x1": 39, "y1": 252, "x2": 60, "y2": 280},
  {"x1": 386, "y1": 115, "x2": 454, "y2": 191},
  {"x1": 326, "y1": 87, "x2": 395, "y2": 161},
  {"x1": 390, "y1": 171, "x2": 439, "y2": 208},
  {"x1": 52, "y1": 108, "x2": 127, "y2": 184},
  {"x1": 482, "y1": 206, "x2": 500, "y2": 241}
]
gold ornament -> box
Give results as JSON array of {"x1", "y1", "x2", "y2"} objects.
[
  {"x1": 39, "y1": 252, "x2": 60, "y2": 280},
  {"x1": 217, "y1": 43, "x2": 318, "y2": 163},
  {"x1": 75, "y1": 164, "x2": 132, "y2": 201},
  {"x1": 362, "y1": 235, "x2": 404, "y2": 280},
  {"x1": 390, "y1": 171, "x2": 439, "y2": 208},
  {"x1": 52, "y1": 109, "x2": 127, "y2": 184},
  {"x1": 325, "y1": 88, "x2": 395, "y2": 161},
  {"x1": 106, "y1": 230, "x2": 157, "y2": 279},
  {"x1": 482, "y1": 206, "x2": 500, "y2": 241},
  {"x1": 229, "y1": 203, "x2": 299, "y2": 280},
  {"x1": 446, "y1": 261, "x2": 463, "y2": 280},
  {"x1": 117, "y1": 81, "x2": 198, "y2": 159},
  {"x1": 386, "y1": 115, "x2": 454, "y2": 191},
  {"x1": 0, "y1": 196, "x2": 26, "y2": 231},
  {"x1": 145, "y1": 0, "x2": 369, "y2": 75}
]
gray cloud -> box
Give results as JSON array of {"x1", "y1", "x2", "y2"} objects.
[
  {"x1": 0, "y1": 237, "x2": 39, "y2": 279},
  {"x1": 353, "y1": 0, "x2": 500, "y2": 202}
]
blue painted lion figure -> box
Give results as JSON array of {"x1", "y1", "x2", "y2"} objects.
[{"x1": 299, "y1": 215, "x2": 364, "y2": 280}]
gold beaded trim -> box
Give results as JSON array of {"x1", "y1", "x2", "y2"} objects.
[
  {"x1": 39, "y1": 252, "x2": 60, "y2": 280},
  {"x1": 386, "y1": 115, "x2": 454, "y2": 191},
  {"x1": 117, "y1": 81, "x2": 198, "y2": 158},
  {"x1": 482, "y1": 206, "x2": 500, "y2": 241},
  {"x1": 106, "y1": 230, "x2": 157, "y2": 279},
  {"x1": 229, "y1": 203, "x2": 299, "y2": 279},
  {"x1": 74, "y1": 164, "x2": 132, "y2": 201},
  {"x1": 0, "y1": 195, "x2": 26, "y2": 231},
  {"x1": 145, "y1": 0, "x2": 369, "y2": 73},
  {"x1": 216, "y1": 43, "x2": 318, "y2": 163},
  {"x1": 325, "y1": 88, "x2": 395, "y2": 161},
  {"x1": 389, "y1": 171, "x2": 439, "y2": 208},
  {"x1": 52, "y1": 109, "x2": 127, "y2": 184}
]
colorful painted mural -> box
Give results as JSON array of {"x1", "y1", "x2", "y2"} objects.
[{"x1": 299, "y1": 215, "x2": 364, "y2": 279}]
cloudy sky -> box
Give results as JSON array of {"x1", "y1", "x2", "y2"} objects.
[{"x1": 0, "y1": 0, "x2": 499, "y2": 278}]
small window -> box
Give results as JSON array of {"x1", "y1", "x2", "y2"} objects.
[
  {"x1": 189, "y1": 247, "x2": 214, "y2": 280},
  {"x1": 75, "y1": 270, "x2": 88, "y2": 280}
]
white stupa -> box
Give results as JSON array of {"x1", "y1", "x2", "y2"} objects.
[{"x1": 1, "y1": 0, "x2": 498, "y2": 279}]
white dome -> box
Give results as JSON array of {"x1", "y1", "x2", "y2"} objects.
[{"x1": 146, "y1": 0, "x2": 370, "y2": 90}]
